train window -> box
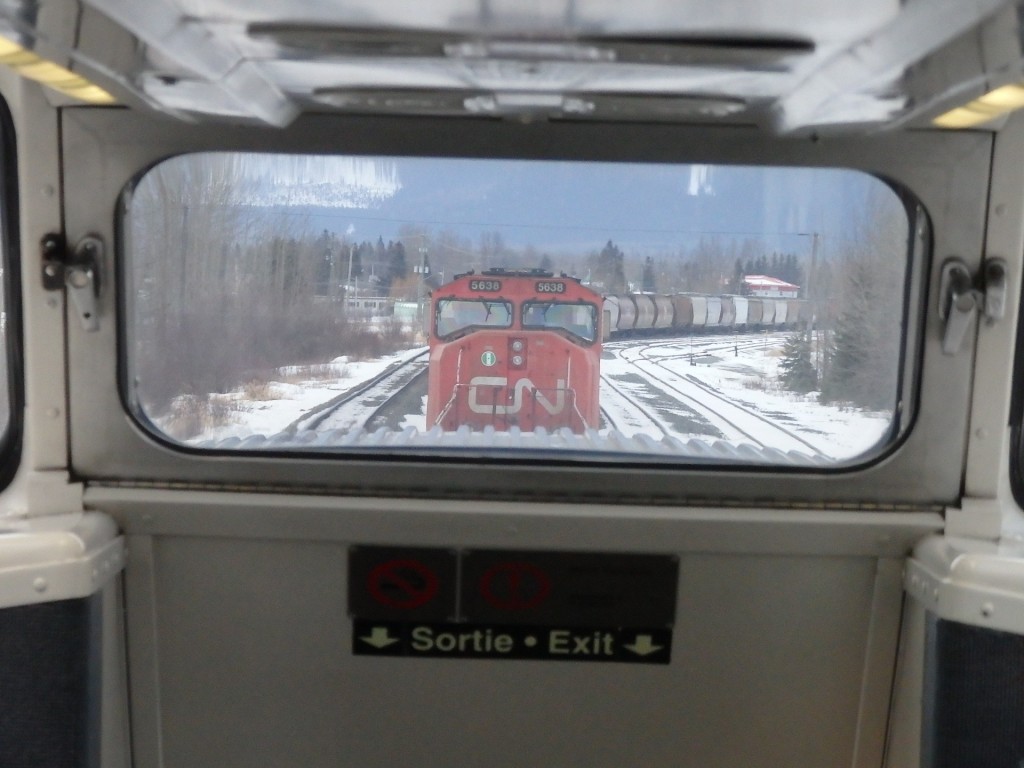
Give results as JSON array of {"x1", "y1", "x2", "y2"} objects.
[
  {"x1": 123, "y1": 151, "x2": 914, "y2": 467},
  {"x1": 436, "y1": 299, "x2": 513, "y2": 339},
  {"x1": 522, "y1": 302, "x2": 598, "y2": 344}
]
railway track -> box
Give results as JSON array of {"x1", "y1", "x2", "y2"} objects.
[
  {"x1": 289, "y1": 349, "x2": 430, "y2": 434},
  {"x1": 606, "y1": 332, "x2": 783, "y2": 360},
  {"x1": 605, "y1": 337, "x2": 831, "y2": 459},
  {"x1": 275, "y1": 334, "x2": 831, "y2": 461},
  {"x1": 598, "y1": 376, "x2": 673, "y2": 438}
]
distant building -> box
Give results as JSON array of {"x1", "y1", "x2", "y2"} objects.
[
  {"x1": 743, "y1": 275, "x2": 800, "y2": 298},
  {"x1": 344, "y1": 296, "x2": 394, "y2": 320}
]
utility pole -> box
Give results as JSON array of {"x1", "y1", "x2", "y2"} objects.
[
  {"x1": 807, "y1": 232, "x2": 818, "y2": 306},
  {"x1": 808, "y1": 232, "x2": 820, "y2": 372},
  {"x1": 414, "y1": 245, "x2": 430, "y2": 327},
  {"x1": 345, "y1": 243, "x2": 354, "y2": 314}
]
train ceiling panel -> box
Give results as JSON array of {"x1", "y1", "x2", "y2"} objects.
[{"x1": 0, "y1": 0, "x2": 1022, "y2": 131}]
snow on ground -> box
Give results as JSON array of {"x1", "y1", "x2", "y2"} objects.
[
  {"x1": 601, "y1": 335, "x2": 893, "y2": 461},
  {"x1": 174, "y1": 335, "x2": 893, "y2": 463},
  {"x1": 680, "y1": 350, "x2": 890, "y2": 460},
  {"x1": 175, "y1": 347, "x2": 428, "y2": 443},
  {"x1": 401, "y1": 397, "x2": 428, "y2": 433}
]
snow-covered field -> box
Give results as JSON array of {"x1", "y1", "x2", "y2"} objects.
[
  {"x1": 601, "y1": 336, "x2": 891, "y2": 460},
  {"x1": 169, "y1": 335, "x2": 892, "y2": 463}
]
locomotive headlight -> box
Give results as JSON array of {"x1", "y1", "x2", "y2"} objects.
[{"x1": 509, "y1": 338, "x2": 526, "y2": 368}]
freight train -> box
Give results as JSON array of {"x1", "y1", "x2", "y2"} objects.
[
  {"x1": 603, "y1": 292, "x2": 813, "y2": 337},
  {"x1": 427, "y1": 269, "x2": 603, "y2": 433}
]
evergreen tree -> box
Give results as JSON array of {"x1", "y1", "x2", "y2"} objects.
[
  {"x1": 729, "y1": 258, "x2": 745, "y2": 293},
  {"x1": 818, "y1": 258, "x2": 901, "y2": 409},
  {"x1": 372, "y1": 236, "x2": 389, "y2": 291},
  {"x1": 782, "y1": 253, "x2": 803, "y2": 287},
  {"x1": 356, "y1": 241, "x2": 376, "y2": 286},
  {"x1": 641, "y1": 256, "x2": 656, "y2": 292},
  {"x1": 591, "y1": 240, "x2": 627, "y2": 292},
  {"x1": 778, "y1": 332, "x2": 818, "y2": 393},
  {"x1": 386, "y1": 240, "x2": 408, "y2": 286}
]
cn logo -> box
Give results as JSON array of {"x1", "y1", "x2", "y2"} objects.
[{"x1": 467, "y1": 376, "x2": 566, "y2": 415}]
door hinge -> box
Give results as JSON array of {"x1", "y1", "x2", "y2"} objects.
[
  {"x1": 938, "y1": 256, "x2": 1007, "y2": 355},
  {"x1": 40, "y1": 233, "x2": 102, "y2": 331}
]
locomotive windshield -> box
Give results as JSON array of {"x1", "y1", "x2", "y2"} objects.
[
  {"x1": 522, "y1": 302, "x2": 598, "y2": 343},
  {"x1": 436, "y1": 299, "x2": 513, "y2": 339}
]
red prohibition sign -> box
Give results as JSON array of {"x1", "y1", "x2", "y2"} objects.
[
  {"x1": 367, "y1": 559, "x2": 440, "y2": 610},
  {"x1": 479, "y1": 561, "x2": 552, "y2": 611}
]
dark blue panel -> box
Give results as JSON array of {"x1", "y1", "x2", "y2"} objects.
[
  {"x1": 923, "y1": 615, "x2": 1024, "y2": 768},
  {"x1": 0, "y1": 596, "x2": 100, "y2": 768}
]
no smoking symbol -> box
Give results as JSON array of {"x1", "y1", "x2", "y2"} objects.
[
  {"x1": 480, "y1": 562, "x2": 551, "y2": 611},
  {"x1": 368, "y1": 559, "x2": 439, "y2": 610}
]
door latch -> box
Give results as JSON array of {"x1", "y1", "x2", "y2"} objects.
[
  {"x1": 40, "y1": 233, "x2": 102, "y2": 331},
  {"x1": 938, "y1": 257, "x2": 1007, "y2": 355}
]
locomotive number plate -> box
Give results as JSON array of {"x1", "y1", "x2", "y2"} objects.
[
  {"x1": 469, "y1": 279, "x2": 502, "y2": 291},
  {"x1": 536, "y1": 281, "x2": 566, "y2": 293}
]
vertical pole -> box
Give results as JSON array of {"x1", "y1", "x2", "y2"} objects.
[
  {"x1": 808, "y1": 232, "x2": 819, "y2": 372},
  {"x1": 807, "y1": 232, "x2": 818, "y2": 305},
  {"x1": 417, "y1": 246, "x2": 428, "y2": 329},
  {"x1": 345, "y1": 243, "x2": 355, "y2": 315},
  {"x1": 327, "y1": 247, "x2": 335, "y2": 301}
]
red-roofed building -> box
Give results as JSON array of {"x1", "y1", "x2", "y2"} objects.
[{"x1": 743, "y1": 275, "x2": 800, "y2": 298}]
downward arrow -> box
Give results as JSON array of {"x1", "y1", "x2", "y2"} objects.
[
  {"x1": 623, "y1": 634, "x2": 663, "y2": 656},
  {"x1": 361, "y1": 627, "x2": 399, "y2": 649}
]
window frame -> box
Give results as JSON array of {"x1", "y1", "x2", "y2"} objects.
[
  {"x1": 521, "y1": 300, "x2": 599, "y2": 345},
  {"x1": 435, "y1": 298, "x2": 514, "y2": 341},
  {"x1": 0, "y1": 92, "x2": 22, "y2": 492},
  {"x1": 57, "y1": 109, "x2": 992, "y2": 506}
]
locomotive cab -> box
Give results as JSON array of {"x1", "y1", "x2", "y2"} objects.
[{"x1": 427, "y1": 270, "x2": 602, "y2": 433}]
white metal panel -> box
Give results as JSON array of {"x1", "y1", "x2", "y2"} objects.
[
  {"x1": 962, "y1": 112, "x2": 1024, "y2": 529},
  {"x1": 632, "y1": 294, "x2": 656, "y2": 331},
  {"x1": 652, "y1": 295, "x2": 674, "y2": 329},
  {"x1": 733, "y1": 296, "x2": 749, "y2": 325},
  {"x1": 774, "y1": 299, "x2": 788, "y2": 325},
  {"x1": 91, "y1": 488, "x2": 941, "y2": 768},
  {"x1": 2, "y1": 74, "x2": 68, "y2": 474},
  {"x1": 0, "y1": 512, "x2": 123, "y2": 609},
  {"x1": 690, "y1": 295, "x2": 708, "y2": 326},
  {"x1": 706, "y1": 296, "x2": 722, "y2": 326},
  {"x1": 603, "y1": 296, "x2": 620, "y2": 333},
  {"x1": 905, "y1": 534, "x2": 1024, "y2": 635}
]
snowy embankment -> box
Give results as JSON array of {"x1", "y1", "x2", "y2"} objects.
[{"x1": 170, "y1": 347, "x2": 428, "y2": 444}]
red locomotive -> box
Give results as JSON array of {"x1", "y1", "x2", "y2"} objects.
[{"x1": 427, "y1": 269, "x2": 602, "y2": 433}]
